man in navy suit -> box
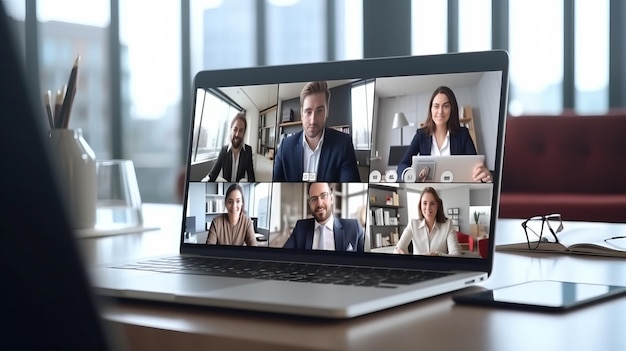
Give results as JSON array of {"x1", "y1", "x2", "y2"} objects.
[
  {"x1": 272, "y1": 81, "x2": 360, "y2": 182},
  {"x1": 203, "y1": 113, "x2": 256, "y2": 182},
  {"x1": 283, "y1": 182, "x2": 364, "y2": 252}
]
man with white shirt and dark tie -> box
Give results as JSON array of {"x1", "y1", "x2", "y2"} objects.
[{"x1": 283, "y1": 182, "x2": 364, "y2": 252}]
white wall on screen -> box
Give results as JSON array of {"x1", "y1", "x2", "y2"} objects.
[{"x1": 187, "y1": 182, "x2": 206, "y2": 232}]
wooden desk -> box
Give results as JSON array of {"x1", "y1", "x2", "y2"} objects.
[{"x1": 80, "y1": 205, "x2": 626, "y2": 351}]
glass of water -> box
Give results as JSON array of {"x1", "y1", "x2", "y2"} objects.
[{"x1": 96, "y1": 160, "x2": 143, "y2": 229}]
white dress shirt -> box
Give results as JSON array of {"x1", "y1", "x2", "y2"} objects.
[
  {"x1": 313, "y1": 214, "x2": 335, "y2": 250},
  {"x1": 228, "y1": 145, "x2": 241, "y2": 182},
  {"x1": 395, "y1": 218, "x2": 461, "y2": 256},
  {"x1": 431, "y1": 131, "x2": 451, "y2": 156},
  {"x1": 303, "y1": 130, "x2": 325, "y2": 175}
]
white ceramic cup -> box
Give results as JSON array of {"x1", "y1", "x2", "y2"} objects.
[{"x1": 49, "y1": 128, "x2": 97, "y2": 229}]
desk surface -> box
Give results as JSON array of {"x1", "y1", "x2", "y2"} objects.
[{"x1": 80, "y1": 204, "x2": 626, "y2": 351}]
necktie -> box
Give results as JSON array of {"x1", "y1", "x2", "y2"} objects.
[{"x1": 318, "y1": 225, "x2": 325, "y2": 250}]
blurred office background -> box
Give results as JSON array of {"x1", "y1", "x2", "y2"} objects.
[{"x1": 3, "y1": 0, "x2": 625, "y2": 203}]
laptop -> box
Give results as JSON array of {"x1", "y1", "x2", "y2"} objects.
[
  {"x1": 388, "y1": 145, "x2": 410, "y2": 170},
  {"x1": 90, "y1": 50, "x2": 509, "y2": 318},
  {"x1": 409, "y1": 155, "x2": 486, "y2": 183}
]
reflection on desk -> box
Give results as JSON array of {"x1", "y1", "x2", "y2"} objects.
[{"x1": 89, "y1": 207, "x2": 626, "y2": 351}]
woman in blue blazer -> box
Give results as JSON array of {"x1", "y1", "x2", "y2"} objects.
[{"x1": 396, "y1": 86, "x2": 491, "y2": 182}]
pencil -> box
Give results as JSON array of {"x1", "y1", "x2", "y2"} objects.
[
  {"x1": 54, "y1": 88, "x2": 65, "y2": 129},
  {"x1": 44, "y1": 90, "x2": 54, "y2": 129},
  {"x1": 59, "y1": 55, "x2": 81, "y2": 128}
]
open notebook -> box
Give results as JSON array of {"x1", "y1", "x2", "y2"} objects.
[
  {"x1": 90, "y1": 51, "x2": 510, "y2": 318},
  {"x1": 498, "y1": 229, "x2": 626, "y2": 258}
]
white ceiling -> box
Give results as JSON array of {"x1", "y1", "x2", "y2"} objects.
[
  {"x1": 374, "y1": 72, "x2": 487, "y2": 98},
  {"x1": 217, "y1": 72, "x2": 485, "y2": 112},
  {"x1": 220, "y1": 84, "x2": 278, "y2": 113},
  {"x1": 219, "y1": 79, "x2": 357, "y2": 113}
]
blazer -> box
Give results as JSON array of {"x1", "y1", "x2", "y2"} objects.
[
  {"x1": 283, "y1": 217, "x2": 364, "y2": 252},
  {"x1": 272, "y1": 128, "x2": 360, "y2": 182},
  {"x1": 207, "y1": 144, "x2": 256, "y2": 182},
  {"x1": 397, "y1": 127, "x2": 477, "y2": 177}
]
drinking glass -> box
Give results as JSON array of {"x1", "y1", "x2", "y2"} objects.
[{"x1": 95, "y1": 160, "x2": 143, "y2": 229}]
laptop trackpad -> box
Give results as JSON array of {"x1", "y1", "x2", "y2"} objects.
[{"x1": 119, "y1": 274, "x2": 255, "y2": 299}]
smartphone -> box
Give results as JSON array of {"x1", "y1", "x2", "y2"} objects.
[{"x1": 453, "y1": 280, "x2": 626, "y2": 312}]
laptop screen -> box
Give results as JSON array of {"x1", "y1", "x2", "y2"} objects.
[
  {"x1": 388, "y1": 146, "x2": 410, "y2": 168},
  {"x1": 183, "y1": 51, "x2": 508, "y2": 268}
]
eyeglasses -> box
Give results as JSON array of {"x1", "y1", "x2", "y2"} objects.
[
  {"x1": 521, "y1": 213, "x2": 564, "y2": 250},
  {"x1": 308, "y1": 192, "x2": 330, "y2": 205},
  {"x1": 604, "y1": 236, "x2": 626, "y2": 250}
]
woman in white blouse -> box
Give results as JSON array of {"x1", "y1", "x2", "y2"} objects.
[{"x1": 393, "y1": 186, "x2": 461, "y2": 256}]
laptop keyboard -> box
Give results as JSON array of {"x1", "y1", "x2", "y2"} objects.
[{"x1": 113, "y1": 256, "x2": 453, "y2": 288}]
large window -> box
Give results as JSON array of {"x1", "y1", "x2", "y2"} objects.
[
  {"x1": 252, "y1": 183, "x2": 272, "y2": 230},
  {"x1": 190, "y1": 0, "x2": 360, "y2": 74},
  {"x1": 335, "y1": 0, "x2": 363, "y2": 60},
  {"x1": 351, "y1": 80, "x2": 374, "y2": 150},
  {"x1": 411, "y1": 0, "x2": 447, "y2": 55},
  {"x1": 3, "y1": 0, "x2": 25, "y2": 57},
  {"x1": 575, "y1": 0, "x2": 609, "y2": 113},
  {"x1": 266, "y1": 0, "x2": 327, "y2": 65},
  {"x1": 508, "y1": 0, "x2": 563, "y2": 115},
  {"x1": 37, "y1": 0, "x2": 111, "y2": 158},
  {"x1": 2, "y1": 1, "x2": 23, "y2": 19},
  {"x1": 458, "y1": 0, "x2": 491, "y2": 52},
  {"x1": 8, "y1": 0, "x2": 625, "y2": 204},
  {"x1": 190, "y1": 0, "x2": 256, "y2": 72},
  {"x1": 190, "y1": 89, "x2": 240, "y2": 164},
  {"x1": 345, "y1": 183, "x2": 368, "y2": 222},
  {"x1": 120, "y1": 0, "x2": 181, "y2": 203}
]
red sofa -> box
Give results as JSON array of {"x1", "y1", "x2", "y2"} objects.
[{"x1": 499, "y1": 114, "x2": 626, "y2": 223}]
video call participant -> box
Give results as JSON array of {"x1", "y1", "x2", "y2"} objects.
[
  {"x1": 393, "y1": 186, "x2": 461, "y2": 256},
  {"x1": 272, "y1": 81, "x2": 360, "y2": 182},
  {"x1": 206, "y1": 183, "x2": 258, "y2": 246},
  {"x1": 283, "y1": 182, "x2": 364, "y2": 252},
  {"x1": 396, "y1": 86, "x2": 491, "y2": 183},
  {"x1": 202, "y1": 113, "x2": 256, "y2": 182}
]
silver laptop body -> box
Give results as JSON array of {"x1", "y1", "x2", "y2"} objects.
[
  {"x1": 90, "y1": 50, "x2": 509, "y2": 318},
  {"x1": 411, "y1": 155, "x2": 486, "y2": 183}
]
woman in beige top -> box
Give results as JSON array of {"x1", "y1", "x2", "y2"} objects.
[{"x1": 206, "y1": 183, "x2": 258, "y2": 246}]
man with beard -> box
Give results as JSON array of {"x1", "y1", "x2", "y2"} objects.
[
  {"x1": 203, "y1": 112, "x2": 256, "y2": 182},
  {"x1": 272, "y1": 81, "x2": 360, "y2": 182},
  {"x1": 283, "y1": 182, "x2": 364, "y2": 252}
]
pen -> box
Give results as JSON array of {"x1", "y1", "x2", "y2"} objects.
[
  {"x1": 54, "y1": 87, "x2": 65, "y2": 129},
  {"x1": 58, "y1": 55, "x2": 80, "y2": 128},
  {"x1": 43, "y1": 90, "x2": 54, "y2": 129}
]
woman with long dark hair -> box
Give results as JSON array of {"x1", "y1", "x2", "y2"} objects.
[{"x1": 396, "y1": 86, "x2": 491, "y2": 183}]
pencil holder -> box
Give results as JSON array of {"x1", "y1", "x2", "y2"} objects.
[{"x1": 49, "y1": 128, "x2": 97, "y2": 229}]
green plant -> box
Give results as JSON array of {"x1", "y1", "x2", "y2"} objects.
[{"x1": 473, "y1": 211, "x2": 481, "y2": 224}]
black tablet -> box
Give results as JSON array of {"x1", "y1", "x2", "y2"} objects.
[{"x1": 453, "y1": 280, "x2": 626, "y2": 312}]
